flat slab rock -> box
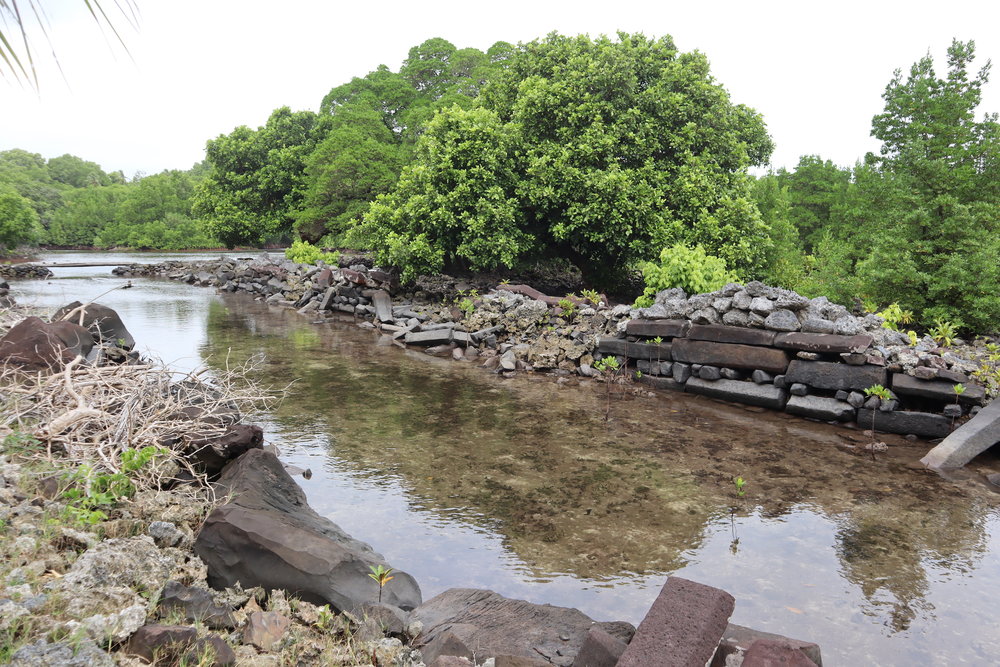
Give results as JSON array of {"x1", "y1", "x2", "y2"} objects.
[
  {"x1": 411, "y1": 588, "x2": 634, "y2": 667},
  {"x1": 625, "y1": 319, "x2": 690, "y2": 339},
  {"x1": 686, "y1": 377, "x2": 789, "y2": 410},
  {"x1": 858, "y1": 409, "x2": 952, "y2": 439},
  {"x1": 617, "y1": 577, "x2": 735, "y2": 667},
  {"x1": 891, "y1": 373, "x2": 986, "y2": 406},
  {"x1": 672, "y1": 339, "x2": 790, "y2": 374},
  {"x1": 711, "y1": 623, "x2": 822, "y2": 667},
  {"x1": 785, "y1": 360, "x2": 887, "y2": 392},
  {"x1": 687, "y1": 324, "x2": 777, "y2": 347},
  {"x1": 774, "y1": 332, "x2": 873, "y2": 355},
  {"x1": 922, "y1": 398, "x2": 1000, "y2": 468},
  {"x1": 785, "y1": 395, "x2": 856, "y2": 422}
]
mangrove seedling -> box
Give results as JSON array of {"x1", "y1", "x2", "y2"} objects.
[
  {"x1": 733, "y1": 476, "x2": 747, "y2": 498},
  {"x1": 368, "y1": 564, "x2": 394, "y2": 603},
  {"x1": 594, "y1": 356, "x2": 622, "y2": 421},
  {"x1": 557, "y1": 297, "x2": 578, "y2": 321},
  {"x1": 581, "y1": 288, "x2": 602, "y2": 306},
  {"x1": 863, "y1": 384, "x2": 893, "y2": 460}
]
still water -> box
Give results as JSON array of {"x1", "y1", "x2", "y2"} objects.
[{"x1": 15, "y1": 251, "x2": 1000, "y2": 665}]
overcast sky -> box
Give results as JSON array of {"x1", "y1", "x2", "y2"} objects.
[{"x1": 4, "y1": 0, "x2": 1000, "y2": 178}]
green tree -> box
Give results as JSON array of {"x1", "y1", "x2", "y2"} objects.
[
  {"x1": 358, "y1": 32, "x2": 773, "y2": 287},
  {"x1": 47, "y1": 154, "x2": 111, "y2": 188},
  {"x1": 47, "y1": 185, "x2": 126, "y2": 245},
  {"x1": 852, "y1": 40, "x2": 1000, "y2": 330},
  {"x1": 775, "y1": 155, "x2": 850, "y2": 251},
  {"x1": 751, "y1": 175, "x2": 807, "y2": 289},
  {"x1": 0, "y1": 149, "x2": 65, "y2": 229},
  {"x1": 194, "y1": 107, "x2": 325, "y2": 247},
  {"x1": 300, "y1": 39, "x2": 506, "y2": 243},
  {"x1": 0, "y1": 186, "x2": 41, "y2": 249}
]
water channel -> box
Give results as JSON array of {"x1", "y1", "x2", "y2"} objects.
[{"x1": 13, "y1": 250, "x2": 1000, "y2": 665}]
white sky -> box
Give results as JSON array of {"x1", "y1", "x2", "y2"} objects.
[{"x1": 3, "y1": 0, "x2": 1000, "y2": 178}]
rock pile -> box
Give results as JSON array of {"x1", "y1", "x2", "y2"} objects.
[{"x1": 0, "y1": 264, "x2": 53, "y2": 279}]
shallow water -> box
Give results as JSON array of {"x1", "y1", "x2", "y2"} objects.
[{"x1": 13, "y1": 251, "x2": 1000, "y2": 665}]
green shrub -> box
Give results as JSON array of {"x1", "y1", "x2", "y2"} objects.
[
  {"x1": 634, "y1": 244, "x2": 736, "y2": 307},
  {"x1": 285, "y1": 239, "x2": 340, "y2": 266}
]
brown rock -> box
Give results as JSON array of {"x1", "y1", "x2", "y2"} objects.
[
  {"x1": 742, "y1": 638, "x2": 819, "y2": 666},
  {"x1": 125, "y1": 624, "x2": 197, "y2": 661},
  {"x1": 158, "y1": 581, "x2": 236, "y2": 629},
  {"x1": 616, "y1": 577, "x2": 735, "y2": 667},
  {"x1": 421, "y1": 627, "x2": 475, "y2": 664},
  {"x1": 185, "y1": 424, "x2": 263, "y2": 477},
  {"x1": 625, "y1": 319, "x2": 690, "y2": 339},
  {"x1": 184, "y1": 635, "x2": 236, "y2": 667},
  {"x1": 243, "y1": 610, "x2": 291, "y2": 651},
  {"x1": 412, "y1": 589, "x2": 631, "y2": 666},
  {"x1": 572, "y1": 627, "x2": 628, "y2": 667},
  {"x1": 0, "y1": 317, "x2": 77, "y2": 369},
  {"x1": 52, "y1": 301, "x2": 135, "y2": 349},
  {"x1": 429, "y1": 658, "x2": 474, "y2": 667},
  {"x1": 711, "y1": 623, "x2": 822, "y2": 667},
  {"x1": 672, "y1": 339, "x2": 790, "y2": 374},
  {"x1": 688, "y1": 324, "x2": 776, "y2": 347},
  {"x1": 495, "y1": 656, "x2": 551, "y2": 667}
]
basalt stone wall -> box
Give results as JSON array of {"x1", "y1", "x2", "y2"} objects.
[{"x1": 601, "y1": 320, "x2": 986, "y2": 439}]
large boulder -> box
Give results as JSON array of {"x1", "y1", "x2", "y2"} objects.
[
  {"x1": 410, "y1": 588, "x2": 635, "y2": 667},
  {"x1": 53, "y1": 301, "x2": 135, "y2": 350},
  {"x1": 0, "y1": 317, "x2": 79, "y2": 369},
  {"x1": 195, "y1": 449, "x2": 421, "y2": 612}
]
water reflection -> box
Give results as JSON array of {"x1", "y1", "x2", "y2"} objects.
[
  {"x1": 11, "y1": 256, "x2": 1000, "y2": 665},
  {"x1": 199, "y1": 294, "x2": 1000, "y2": 664}
]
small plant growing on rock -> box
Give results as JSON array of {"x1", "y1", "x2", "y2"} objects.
[
  {"x1": 368, "y1": 565, "x2": 394, "y2": 604},
  {"x1": 580, "y1": 289, "x2": 602, "y2": 306},
  {"x1": 876, "y1": 302, "x2": 914, "y2": 331},
  {"x1": 930, "y1": 319, "x2": 958, "y2": 347},
  {"x1": 315, "y1": 605, "x2": 335, "y2": 632},
  {"x1": 557, "y1": 297, "x2": 578, "y2": 321}
]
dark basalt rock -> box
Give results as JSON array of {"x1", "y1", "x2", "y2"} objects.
[
  {"x1": 52, "y1": 301, "x2": 136, "y2": 349},
  {"x1": 411, "y1": 588, "x2": 634, "y2": 667},
  {"x1": 0, "y1": 317, "x2": 77, "y2": 369},
  {"x1": 195, "y1": 449, "x2": 421, "y2": 613}
]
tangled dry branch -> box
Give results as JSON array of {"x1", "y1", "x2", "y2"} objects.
[{"x1": 0, "y1": 353, "x2": 278, "y2": 491}]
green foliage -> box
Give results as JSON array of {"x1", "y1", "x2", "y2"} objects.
[
  {"x1": 929, "y1": 319, "x2": 958, "y2": 347},
  {"x1": 0, "y1": 185, "x2": 41, "y2": 249},
  {"x1": 47, "y1": 154, "x2": 111, "y2": 188},
  {"x1": 284, "y1": 239, "x2": 340, "y2": 265},
  {"x1": 580, "y1": 289, "x2": 602, "y2": 306},
  {"x1": 732, "y1": 476, "x2": 747, "y2": 498},
  {"x1": 594, "y1": 356, "x2": 620, "y2": 373},
  {"x1": 634, "y1": 244, "x2": 736, "y2": 308},
  {"x1": 360, "y1": 32, "x2": 773, "y2": 288},
  {"x1": 750, "y1": 174, "x2": 807, "y2": 289},
  {"x1": 59, "y1": 446, "x2": 167, "y2": 527},
  {"x1": 876, "y1": 303, "x2": 914, "y2": 331},
  {"x1": 864, "y1": 384, "x2": 893, "y2": 401},
  {"x1": 195, "y1": 107, "x2": 326, "y2": 247},
  {"x1": 774, "y1": 155, "x2": 850, "y2": 251},
  {"x1": 367, "y1": 564, "x2": 394, "y2": 604},
  {"x1": 557, "y1": 297, "x2": 577, "y2": 321}
]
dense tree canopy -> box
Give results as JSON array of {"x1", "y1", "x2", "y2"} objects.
[
  {"x1": 296, "y1": 38, "x2": 510, "y2": 244},
  {"x1": 0, "y1": 186, "x2": 41, "y2": 249},
  {"x1": 356, "y1": 32, "x2": 773, "y2": 286},
  {"x1": 194, "y1": 107, "x2": 325, "y2": 247}
]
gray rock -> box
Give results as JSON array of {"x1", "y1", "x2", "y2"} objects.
[
  {"x1": 943, "y1": 404, "x2": 963, "y2": 418},
  {"x1": 712, "y1": 298, "x2": 733, "y2": 313},
  {"x1": 699, "y1": 366, "x2": 722, "y2": 381},
  {"x1": 774, "y1": 292, "x2": 811, "y2": 311},
  {"x1": 672, "y1": 363, "x2": 692, "y2": 384},
  {"x1": 764, "y1": 309, "x2": 800, "y2": 332},
  {"x1": 796, "y1": 351, "x2": 822, "y2": 361},
  {"x1": 721, "y1": 309, "x2": 750, "y2": 327},
  {"x1": 773, "y1": 374, "x2": 787, "y2": 389},
  {"x1": 785, "y1": 395, "x2": 856, "y2": 422},
  {"x1": 847, "y1": 391, "x2": 865, "y2": 408},
  {"x1": 720, "y1": 368, "x2": 745, "y2": 380},
  {"x1": 799, "y1": 317, "x2": 837, "y2": 334},
  {"x1": 744, "y1": 281, "x2": 770, "y2": 298},
  {"x1": 749, "y1": 297, "x2": 774, "y2": 316},
  {"x1": 731, "y1": 291, "x2": 752, "y2": 311},
  {"x1": 148, "y1": 521, "x2": 185, "y2": 548},
  {"x1": 689, "y1": 308, "x2": 721, "y2": 325},
  {"x1": 685, "y1": 378, "x2": 789, "y2": 410},
  {"x1": 751, "y1": 370, "x2": 773, "y2": 384},
  {"x1": 834, "y1": 318, "x2": 863, "y2": 336},
  {"x1": 10, "y1": 638, "x2": 114, "y2": 667},
  {"x1": 789, "y1": 383, "x2": 809, "y2": 396}
]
